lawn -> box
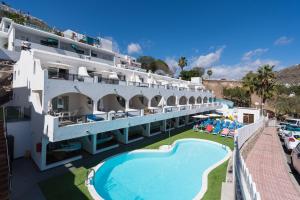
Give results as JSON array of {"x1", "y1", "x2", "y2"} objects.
[{"x1": 39, "y1": 129, "x2": 233, "y2": 200}]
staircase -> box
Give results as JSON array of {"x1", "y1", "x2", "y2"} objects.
[{"x1": 0, "y1": 117, "x2": 11, "y2": 200}]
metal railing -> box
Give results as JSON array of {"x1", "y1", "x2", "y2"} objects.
[
  {"x1": 234, "y1": 117, "x2": 266, "y2": 200},
  {"x1": 57, "y1": 113, "x2": 108, "y2": 127},
  {"x1": 1, "y1": 107, "x2": 12, "y2": 192},
  {"x1": 56, "y1": 110, "x2": 143, "y2": 127},
  {"x1": 54, "y1": 103, "x2": 221, "y2": 127},
  {"x1": 47, "y1": 71, "x2": 213, "y2": 93},
  {"x1": 127, "y1": 81, "x2": 149, "y2": 88}
]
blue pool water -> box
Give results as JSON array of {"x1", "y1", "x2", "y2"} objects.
[{"x1": 92, "y1": 140, "x2": 228, "y2": 200}]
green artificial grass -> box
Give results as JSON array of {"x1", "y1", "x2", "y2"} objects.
[
  {"x1": 39, "y1": 129, "x2": 233, "y2": 200},
  {"x1": 202, "y1": 161, "x2": 229, "y2": 200}
]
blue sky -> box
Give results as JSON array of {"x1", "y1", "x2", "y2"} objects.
[{"x1": 6, "y1": 0, "x2": 299, "y2": 79}]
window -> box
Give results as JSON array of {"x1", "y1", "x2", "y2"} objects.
[
  {"x1": 52, "y1": 96, "x2": 69, "y2": 112},
  {"x1": 243, "y1": 113, "x2": 254, "y2": 124}
]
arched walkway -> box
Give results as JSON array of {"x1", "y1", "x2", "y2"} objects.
[
  {"x1": 98, "y1": 94, "x2": 126, "y2": 112},
  {"x1": 151, "y1": 95, "x2": 163, "y2": 107},
  {"x1": 129, "y1": 95, "x2": 149, "y2": 109},
  {"x1": 179, "y1": 96, "x2": 187, "y2": 105},
  {"x1": 188, "y1": 96, "x2": 195, "y2": 104},
  {"x1": 197, "y1": 96, "x2": 202, "y2": 104},
  {"x1": 49, "y1": 92, "x2": 93, "y2": 115},
  {"x1": 167, "y1": 96, "x2": 176, "y2": 106}
]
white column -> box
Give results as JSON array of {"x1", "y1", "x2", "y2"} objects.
[
  {"x1": 162, "y1": 120, "x2": 167, "y2": 131},
  {"x1": 185, "y1": 115, "x2": 190, "y2": 125},
  {"x1": 175, "y1": 96, "x2": 179, "y2": 106},
  {"x1": 124, "y1": 128, "x2": 129, "y2": 144},
  {"x1": 175, "y1": 117, "x2": 180, "y2": 127},
  {"x1": 92, "y1": 134, "x2": 97, "y2": 154},
  {"x1": 125, "y1": 100, "x2": 129, "y2": 111},
  {"x1": 41, "y1": 136, "x2": 48, "y2": 171},
  {"x1": 142, "y1": 124, "x2": 151, "y2": 137},
  {"x1": 92, "y1": 100, "x2": 98, "y2": 114}
]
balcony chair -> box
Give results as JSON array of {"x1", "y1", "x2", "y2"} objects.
[{"x1": 87, "y1": 114, "x2": 104, "y2": 122}]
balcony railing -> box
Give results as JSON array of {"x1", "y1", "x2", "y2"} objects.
[
  {"x1": 44, "y1": 102, "x2": 222, "y2": 141},
  {"x1": 47, "y1": 71, "x2": 213, "y2": 94},
  {"x1": 14, "y1": 39, "x2": 114, "y2": 65},
  {"x1": 52, "y1": 103, "x2": 220, "y2": 127}
]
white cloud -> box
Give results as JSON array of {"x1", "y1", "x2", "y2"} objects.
[
  {"x1": 165, "y1": 57, "x2": 179, "y2": 74},
  {"x1": 127, "y1": 43, "x2": 142, "y2": 54},
  {"x1": 242, "y1": 48, "x2": 268, "y2": 61},
  {"x1": 210, "y1": 59, "x2": 280, "y2": 80},
  {"x1": 191, "y1": 46, "x2": 225, "y2": 68},
  {"x1": 274, "y1": 36, "x2": 293, "y2": 46},
  {"x1": 165, "y1": 45, "x2": 280, "y2": 80}
]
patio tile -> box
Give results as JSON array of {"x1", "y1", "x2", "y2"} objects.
[{"x1": 245, "y1": 127, "x2": 300, "y2": 200}]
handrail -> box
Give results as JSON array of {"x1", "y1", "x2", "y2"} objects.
[
  {"x1": 2, "y1": 107, "x2": 12, "y2": 192},
  {"x1": 86, "y1": 168, "x2": 96, "y2": 185}
]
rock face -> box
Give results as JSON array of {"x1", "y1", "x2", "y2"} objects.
[
  {"x1": 202, "y1": 79, "x2": 243, "y2": 98},
  {"x1": 0, "y1": 60, "x2": 14, "y2": 105},
  {"x1": 276, "y1": 64, "x2": 300, "y2": 85},
  {"x1": 202, "y1": 79, "x2": 264, "y2": 108}
]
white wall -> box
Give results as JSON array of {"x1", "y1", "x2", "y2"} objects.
[
  {"x1": 6, "y1": 121, "x2": 31, "y2": 158},
  {"x1": 236, "y1": 108, "x2": 260, "y2": 123},
  {"x1": 43, "y1": 79, "x2": 213, "y2": 113}
]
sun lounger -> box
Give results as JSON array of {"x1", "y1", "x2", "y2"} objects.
[
  {"x1": 221, "y1": 128, "x2": 230, "y2": 137},
  {"x1": 206, "y1": 124, "x2": 213, "y2": 133},
  {"x1": 87, "y1": 114, "x2": 104, "y2": 122}
]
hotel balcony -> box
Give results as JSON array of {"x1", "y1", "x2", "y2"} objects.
[
  {"x1": 14, "y1": 39, "x2": 114, "y2": 66},
  {"x1": 45, "y1": 70, "x2": 210, "y2": 93},
  {"x1": 44, "y1": 102, "x2": 222, "y2": 142}
]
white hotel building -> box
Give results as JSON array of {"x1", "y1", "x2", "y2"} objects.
[{"x1": 0, "y1": 17, "x2": 221, "y2": 170}]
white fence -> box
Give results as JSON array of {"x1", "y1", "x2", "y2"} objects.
[
  {"x1": 236, "y1": 117, "x2": 265, "y2": 149},
  {"x1": 234, "y1": 117, "x2": 266, "y2": 200}
]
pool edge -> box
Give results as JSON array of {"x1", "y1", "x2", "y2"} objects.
[{"x1": 86, "y1": 138, "x2": 232, "y2": 200}]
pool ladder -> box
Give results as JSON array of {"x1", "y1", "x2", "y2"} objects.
[{"x1": 86, "y1": 168, "x2": 96, "y2": 185}]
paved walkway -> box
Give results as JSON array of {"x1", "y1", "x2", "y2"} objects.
[{"x1": 246, "y1": 126, "x2": 300, "y2": 200}]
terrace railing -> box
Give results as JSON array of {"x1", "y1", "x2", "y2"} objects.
[
  {"x1": 56, "y1": 110, "x2": 143, "y2": 127},
  {"x1": 234, "y1": 117, "x2": 266, "y2": 200},
  {"x1": 47, "y1": 71, "x2": 213, "y2": 93}
]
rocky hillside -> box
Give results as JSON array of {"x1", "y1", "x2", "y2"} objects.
[{"x1": 276, "y1": 64, "x2": 300, "y2": 85}]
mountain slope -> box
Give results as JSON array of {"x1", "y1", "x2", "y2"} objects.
[{"x1": 276, "y1": 64, "x2": 300, "y2": 85}]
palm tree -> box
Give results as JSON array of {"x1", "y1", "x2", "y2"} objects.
[
  {"x1": 255, "y1": 65, "x2": 276, "y2": 114},
  {"x1": 207, "y1": 69, "x2": 213, "y2": 79},
  {"x1": 242, "y1": 71, "x2": 257, "y2": 105},
  {"x1": 178, "y1": 57, "x2": 187, "y2": 71}
]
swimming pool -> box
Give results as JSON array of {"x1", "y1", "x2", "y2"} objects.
[{"x1": 87, "y1": 139, "x2": 231, "y2": 200}]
